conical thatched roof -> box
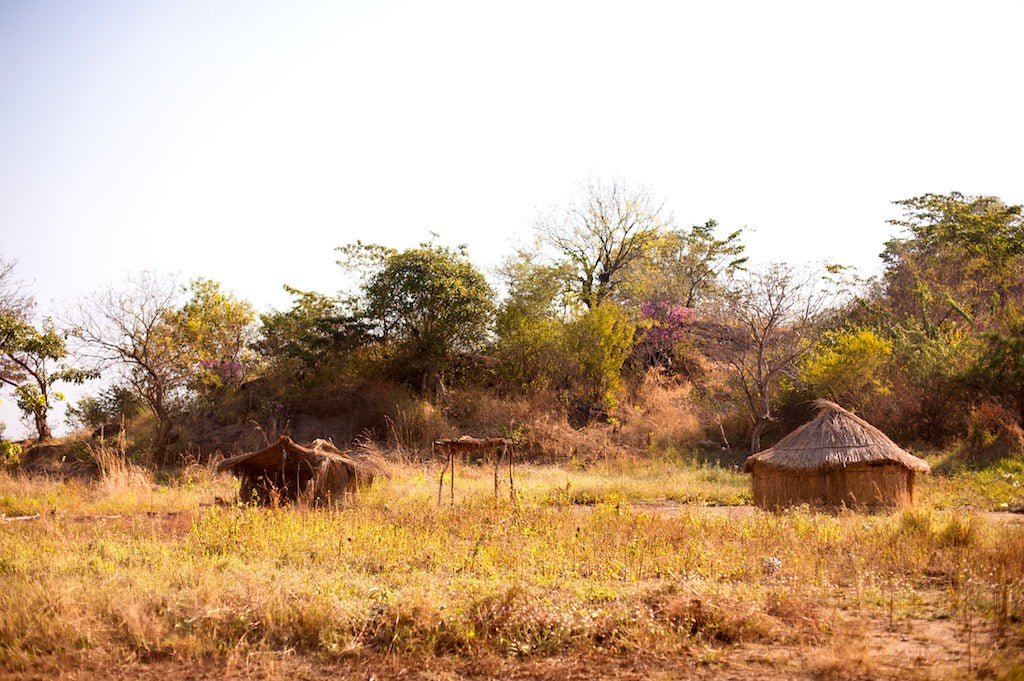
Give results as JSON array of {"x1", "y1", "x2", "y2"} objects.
[{"x1": 744, "y1": 401, "x2": 930, "y2": 474}]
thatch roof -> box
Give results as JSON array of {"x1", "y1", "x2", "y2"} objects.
[
  {"x1": 744, "y1": 401, "x2": 930, "y2": 474},
  {"x1": 216, "y1": 435, "x2": 386, "y2": 479}
]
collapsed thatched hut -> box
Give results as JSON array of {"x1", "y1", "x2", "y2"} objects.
[
  {"x1": 744, "y1": 401, "x2": 930, "y2": 510},
  {"x1": 216, "y1": 435, "x2": 386, "y2": 506}
]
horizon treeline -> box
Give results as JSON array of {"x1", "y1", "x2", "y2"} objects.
[{"x1": 2, "y1": 183, "x2": 1023, "y2": 463}]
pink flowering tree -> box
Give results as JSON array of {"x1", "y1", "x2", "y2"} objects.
[{"x1": 635, "y1": 301, "x2": 695, "y2": 371}]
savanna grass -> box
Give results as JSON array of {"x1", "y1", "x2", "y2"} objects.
[{"x1": 1, "y1": 458, "x2": 1022, "y2": 674}]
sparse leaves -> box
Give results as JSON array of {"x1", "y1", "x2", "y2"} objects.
[
  {"x1": 720, "y1": 264, "x2": 835, "y2": 451},
  {"x1": 537, "y1": 180, "x2": 668, "y2": 308}
]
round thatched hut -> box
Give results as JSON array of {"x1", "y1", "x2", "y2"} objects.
[{"x1": 744, "y1": 401, "x2": 930, "y2": 510}]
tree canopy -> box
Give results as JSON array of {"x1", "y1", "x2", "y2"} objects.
[{"x1": 341, "y1": 240, "x2": 495, "y2": 392}]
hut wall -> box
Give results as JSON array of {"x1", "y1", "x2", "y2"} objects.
[
  {"x1": 236, "y1": 462, "x2": 320, "y2": 505},
  {"x1": 752, "y1": 463, "x2": 916, "y2": 509},
  {"x1": 304, "y1": 459, "x2": 359, "y2": 505},
  {"x1": 752, "y1": 467, "x2": 826, "y2": 509},
  {"x1": 825, "y1": 464, "x2": 914, "y2": 507}
]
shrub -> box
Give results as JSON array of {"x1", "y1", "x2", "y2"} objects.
[{"x1": 0, "y1": 440, "x2": 21, "y2": 466}]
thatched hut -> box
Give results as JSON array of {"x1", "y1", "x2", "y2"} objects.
[
  {"x1": 216, "y1": 435, "x2": 386, "y2": 506},
  {"x1": 744, "y1": 401, "x2": 930, "y2": 510}
]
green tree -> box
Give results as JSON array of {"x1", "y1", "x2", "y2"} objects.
[
  {"x1": 492, "y1": 249, "x2": 572, "y2": 393},
  {"x1": 794, "y1": 327, "x2": 892, "y2": 411},
  {"x1": 255, "y1": 286, "x2": 369, "y2": 380},
  {"x1": 856, "y1": 192, "x2": 1024, "y2": 441},
  {"x1": 970, "y1": 306, "x2": 1024, "y2": 427},
  {"x1": 341, "y1": 241, "x2": 495, "y2": 393},
  {"x1": 0, "y1": 317, "x2": 94, "y2": 440},
  {"x1": 172, "y1": 278, "x2": 256, "y2": 390},
  {"x1": 564, "y1": 303, "x2": 636, "y2": 411},
  {"x1": 622, "y1": 219, "x2": 747, "y2": 308},
  {"x1": 65, "y1": 384, "x2": 143, "y2": 431},
  {"x1": 881, "y1": 192, "x2": 1024, "y2": 332}
]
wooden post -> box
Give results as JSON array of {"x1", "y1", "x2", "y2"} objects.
[
  {"x1": 493, "y1": 445, "x2": 503, "y2": 498},
  {"x1": 449, "y1": 451, "x2": 455, "y2": 504},
  {"x1": 437, "y1": 449, "x2": 446, "y2": 506},
  {"x1": 507, "y1": 444, "x2": 515, "y2": 503}
]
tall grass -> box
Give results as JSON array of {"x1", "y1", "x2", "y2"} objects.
[{"x1": 1, "y1": 461, "x2": 1023, "y2": 676}]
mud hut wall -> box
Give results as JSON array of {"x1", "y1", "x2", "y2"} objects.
[{"x1": 751, "y1": 463, "x2": 916, "y2": 509}]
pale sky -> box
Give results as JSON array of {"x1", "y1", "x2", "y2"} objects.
[{"x1": 1, "y1": 1, "x2": 1022, "y2": 436}]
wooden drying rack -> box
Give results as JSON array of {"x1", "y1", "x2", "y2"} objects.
[{"x1": 433, "y1": 436, "x2": 515, "y2": 505}]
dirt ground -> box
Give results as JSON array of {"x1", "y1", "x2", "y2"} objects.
[{"x1": 5, "y1": 613, "x2": 1015, "y2": 681}]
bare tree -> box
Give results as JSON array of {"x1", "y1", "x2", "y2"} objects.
[
  {"x1": 0, "y1": 258, "x2": 33, "y2": 393},
  {"x1": 537, "y1": 179, "x2": 668, "y2": 308},
  {"x1": 722, "y1": 264, "x2": 834, "y2": 452},
  {"x1": 68, "y1": 273, "x2": 186, "y2": 458},
  {"x1": 0, "y1": 257, "x2": 33, "y2": 320}
]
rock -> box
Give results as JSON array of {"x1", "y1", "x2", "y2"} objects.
[{"x1": 762, "y1": 556, "x2": 783, "y2": 576}]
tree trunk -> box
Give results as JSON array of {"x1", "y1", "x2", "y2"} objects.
[
  {"x1": 750, "y1": 418, "x2": 767, "y2": 454},
  {"x1": 150, "y1": 396, "x2": 175, "y2": 465},
  {"x1": 155, "y1": 417, "x2": 175, "y2": 463},
  {"x1": 33, "y1": 406, "x2": 52, "y2": 441}
]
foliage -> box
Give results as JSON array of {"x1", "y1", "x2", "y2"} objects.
[
  {"x1": 8, "y1": 188, "x2": 1024, "y2": 457},
  {"x1": 881, "y1": 192, "x2": 1024, "y2": 332},
  {"x1": 0, "y1": 316, "x2": 93, "y2": 440},
  {"x1": 492, "y1": 250, "x2": 572, "y2": 393},
  {"x1": 622, "y1": 219, "x2": 747, "y2": 308},
  {"x1": 793, "y1": 327, "x2": 892, "y2": 411},
  {"x1": 721, "y1": 265, "x2": 834, "y2": 452},
  {"x1": 563, "y1": 304, "x2": 636, "y2": 411},
  {"x1": 171, "y1": 278, "x2": 256, "y2": 390},
  {"x1": 0, "y1": 440, "x2": 21, "y2": 466},
  {"x1": 70, "y1": 273, "x2": 255, "y2": 457},
  {"x1": 65, "y1": 384, "x2": 144, "y2": 431},
  {"x1": 845, "y1": 192, "x2": 1024, "y2": 442},
  {"x1": 347, "y1": 240, "x2": 495, "y2": 391},
  {"x1": 256, "y1": 286, "x2": 368, "y2": 376},
  {"x1": 969, "y1": 305, "x2": 1024, "y2": 426},
  {"x1": 632, "y1": 301, "x2": 696, "y2": 372}
]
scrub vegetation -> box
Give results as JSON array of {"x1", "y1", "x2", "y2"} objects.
[{"x1": 2, "y1": 187, "x2": 1024, "y2": 678}]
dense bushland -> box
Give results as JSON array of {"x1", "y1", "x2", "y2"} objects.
[{"x1": 2, "y1": 187, "x2": 1023, "y2": 469}]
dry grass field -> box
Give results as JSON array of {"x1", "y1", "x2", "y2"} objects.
[{"x1": 1, "y1": 456, "x2": 1023, "y2": 680}]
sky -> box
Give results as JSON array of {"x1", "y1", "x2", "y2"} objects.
[{"x1": 1, "y1": 0, "x2": 1022, "y2": 436}]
